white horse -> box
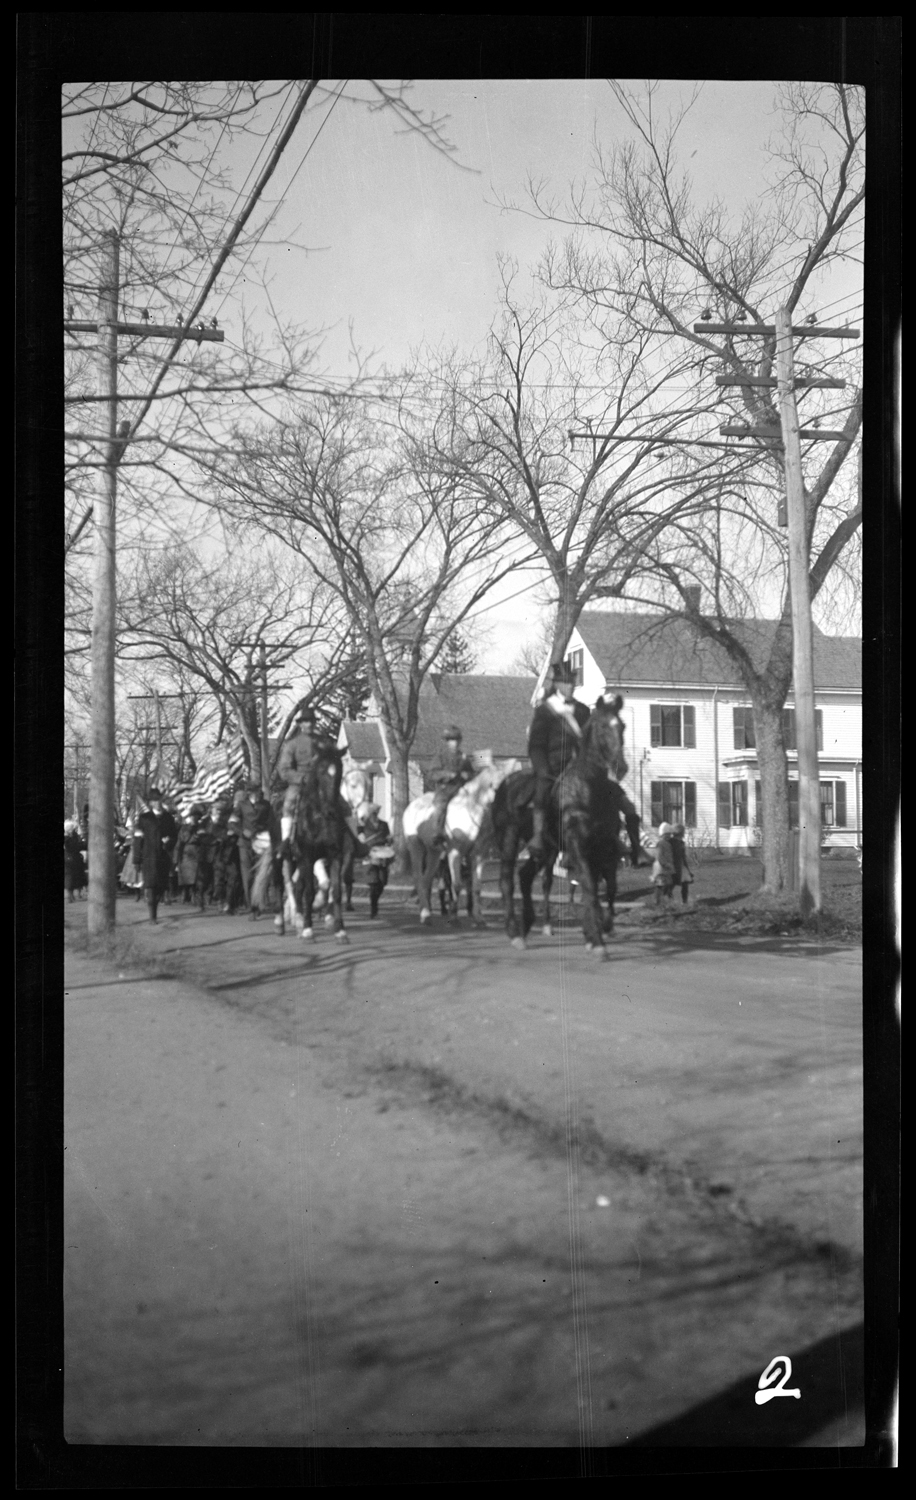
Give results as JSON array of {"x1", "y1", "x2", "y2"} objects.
[{"x1": 403, "y1": 754, "x2": 519, "y2": 925}]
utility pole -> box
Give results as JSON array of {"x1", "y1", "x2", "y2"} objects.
[
  {"x1": 67, "y1": 233, "x2": 224, "y2": 939},
  {"x1": 693, "y1": 311, "x2": 859, "y2": 913},
  {"x1": 231, "y1": 641, "x2": 293, "y2": 795},
  {"x1": 127, "y1": 690, "x2": 183, "y2": 787}
]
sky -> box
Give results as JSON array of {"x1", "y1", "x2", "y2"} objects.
[
  {"x1": 206, "y1": 78, "x2": 861, "y2": 671},
  {"x1": 65, "y1": 78, "x2": 863, "y2": 677}
]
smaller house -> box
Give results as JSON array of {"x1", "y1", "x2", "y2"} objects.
[
  {"x1": 561, "y1": 610, "x2": 862, "y2": 851},
  {"x1": 338, "y1": 673, "x2": 537, "y2": 824}
]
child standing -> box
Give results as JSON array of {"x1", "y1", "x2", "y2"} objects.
[{"x1": 670, "y1": 822, "x2": 694, "y2": 905}]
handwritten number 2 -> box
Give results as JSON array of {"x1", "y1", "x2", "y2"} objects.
[{"x1": 755, "y1": 1355, "x2": 801, "y2": 1404}]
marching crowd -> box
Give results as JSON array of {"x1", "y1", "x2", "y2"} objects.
[
  {"x1": 65, "y1": 701, "x2": 395, "y2": 926},
  {"x1": 66, "y1": 674, "x2": 697, "y2": 921}
]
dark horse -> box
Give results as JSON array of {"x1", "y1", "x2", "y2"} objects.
[
  {"x1": 282, "y1": 741, "x2": 354, "y2": 943},
  {"x1": 491, "y1": 694, "x2": 629, "y2": 957}
]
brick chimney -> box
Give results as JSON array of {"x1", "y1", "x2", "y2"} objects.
[{"x1": 683, "y1": 585, "x2": 702, "y2": 614}]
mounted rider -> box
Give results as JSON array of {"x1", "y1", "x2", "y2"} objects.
[
  {"x1": 279, "y1": 698, "x2": 363, "y2": 849},
  {"x1": 428, "y1": 725, "x2": 476, "y2": 847},
  {"x1": 526, "y1": 660, "x2": 591, "y2": 852},
  {"x1": 278, "y1": 700, "x2": 317, "y2": 843}
]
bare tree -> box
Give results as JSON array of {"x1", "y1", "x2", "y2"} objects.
[
  {"x1": 117, "y1": 541, "x2": 365, "y2": 788},
  {"x1": 437, "y1": 264, "x2": 755, "y2": 661},
  {"x1": 210, "y1": 393, "x2": 530, "y2": 851},
  {"x1": 519, "y1": 81, "x2": 864, "y2": 891}
]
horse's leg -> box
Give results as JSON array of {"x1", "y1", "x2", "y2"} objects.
[
  {"x1": 498, "y1": 830, "x2": 524, "y2": 946},
  {"x1": 519, "y1": 853, "x2": 544, "y2": 940},
  {"x1": 446, "y1": 847, "x2": 462, "y2": 919},
  {"x1": 329, "y1": 853, "x2": 349, "y2": 942},
  {"x1": 541, "y1": 858, "x2": 555, "y2": 937},
  {"x1": 409, "y1": 837, "x2": 435, "y2": 923},
  {"x1": 571, "y1": 838, "x2": 606, "y2": 956},
  {"x1": 299, "y1": 860, "x2": 317, "y2": 940}
]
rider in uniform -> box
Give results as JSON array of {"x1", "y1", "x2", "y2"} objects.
[
  {"x1": 428, "y1": 725, "x2": 476, "y2": 847},
  {"x1": 278, "y1": 700, "x2": 316, "y2": 844},
  {"x1": 526, "y1": 661, "x2": 591, "y2": 852}
]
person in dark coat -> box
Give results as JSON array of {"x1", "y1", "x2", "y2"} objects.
[
  {"x1": 249, "y1": 792, "x2": 281, "y2": 920},
  {"x1": 64, "y1": 822, "x2": 87, "y2": 901},
  {"x1": 132, "y1": 788, "x2": 179, "y2": 923},
  {"x1": 670, "y1": 822, "x2": 694, "y2": 905},
  {"x1": 358, "y1": 802, "x2": 395, "y2": 917},
  {"x1": 526, "y1": 661, "x2": 591, "y2": 851},
  {"x1": 427, "y1": 726, "x2": 476, "y2": 846}
]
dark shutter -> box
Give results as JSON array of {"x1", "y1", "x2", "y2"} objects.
[
  {"x1": 650, "y1": 781, "x2": 663, "y2": 828},
  {"x1": 650, "y1": 705, "x2": 661, "y2": 747},
  {"x1": 788, "y1": 781, "x2": 799, "y2": 827},
  {"x1": 783, "y1": 708, "x2": 796, "y2": 750},
  {"x1": 685, "y1": 782, "x2": 697, "y2": 827},
  {"x1": 815, "y1": 709, "x2": 823, "y2": 752},
  {"x1": 683, "y1": 705, "x2": 696, "y2": 747},
  {"x1": 717, "y1": 781, "x2": 732, "y2": 828},
  {"x1": 732, "y1": 782, "x2": 748, "y2": 826},
  {"x1": 733, "y1": 707, "x2": 754, "y2": 749},
  {"x1": 754, "y1": 780, "x2": 762, "y2": 826},
  {"x1": 835, "y1": 781, "x2": 847, "y2": 827}
]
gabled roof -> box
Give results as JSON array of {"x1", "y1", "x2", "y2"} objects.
[
  {"x1": 339, "y1": 721, "x2": 387, "y2": 762},
  {"x1": 575, "y1": 611, "x2": 861, "y2": 691},
  {"x1": 411, "y1": 674, "x2": 537, "y2": 763}
]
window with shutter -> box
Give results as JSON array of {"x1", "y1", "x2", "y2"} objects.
[
  {"x1": 650, "y1": 781, "x2": 663, "y2": 827},
  {"x1": 783, "y1": 707, "x2": 823, "y2": 751},
  {"x1": 733, "y1": 707, "x2": 755, "y2": 750},
  {"x1": 718, "y1": 781, "x2": 732, "y2": 828},
  {"x1": 731, "y1": 782, "x2": 748, "y2": 826},
  {"x1": 684, "y1": 782, "x2": 697, "y2": 827},
  {"x1": 835, "y1": 781, "x2": 847, "y2": 827},
  {"x1": 819, "y1": 783, "x2": 834, "y2": 826}
]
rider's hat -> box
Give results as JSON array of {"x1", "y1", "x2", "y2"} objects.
[
  {"x1": 549, "y1": 660, "x2": 577, "y2": 684},
  {"x1": 294, "y1": 698, "x2": 316, "y2": 724},
  {"x1": 147, "y1": 786, "x2": 163, "y2": 800},
  {"x1": 442, "y1": 724, "x2": 462, "y2": 740}
]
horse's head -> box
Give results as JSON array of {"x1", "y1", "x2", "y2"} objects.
[{"x1": 583, "y1": 694, "x2": 628, "y2": 782}]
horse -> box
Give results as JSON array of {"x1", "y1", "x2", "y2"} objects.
[
  {"x1": 403, "y1": 756, "x2": 517, "y2": 924},
  {"x1": 491, "y1": 695, "x2": 629, "y2": 957},
  {"x1": 281, "y1": 742, "x2": 355, "y2": 943}
]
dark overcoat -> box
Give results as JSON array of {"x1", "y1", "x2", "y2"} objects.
[
  {"x1": 527, "y1": 697, "x2": 591, "y2": 780},
  {"x1": 133, "y1": 809, "x2": 179, "y2": 890},
  {"x1": 64, "y1": 832, "x2": 87, "y2": 892}
]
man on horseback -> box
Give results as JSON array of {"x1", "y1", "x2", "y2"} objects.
[
  {"x1": 526, "y1": 661, "x2": 591, "y2": 852},
  {"x1": 428, "y1": 725, "x2": 476, "y2": 847},
  {"x1": 278, "y1": 700, "x2": 316, "y2": 844}
]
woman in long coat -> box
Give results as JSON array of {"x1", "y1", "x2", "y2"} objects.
[
  {"x1": 64, "y1": 823, "x2": 86, "y2": 901},
  {"x1": 132, "y1": 789, "x2": 178, "y2": 923}
]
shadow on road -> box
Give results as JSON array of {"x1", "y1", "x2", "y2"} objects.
[{"x1": 629, "y1": 1321, "x2": 863, "y2": 1446}]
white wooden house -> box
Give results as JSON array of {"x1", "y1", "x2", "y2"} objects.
[{"x1": 562, "y1": 611, "x2": 862, "y2": 852}]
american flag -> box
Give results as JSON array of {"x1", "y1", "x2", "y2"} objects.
[{"x1": 143, "y1": 737, "x2": 249, "y2": 816}]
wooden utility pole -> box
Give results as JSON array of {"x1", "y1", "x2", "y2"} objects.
[
  {"x1": 85, "y1": 232, "x2": 119, "y2": 938},
  {"x1": 68, "y1": 236, "x2": 224, "y2": 939},
  {"x1": 232, "y1": 640, "x2": 293, "y2": 795},
  {"x1": 775, "y1": 308, "x2": 821, "y2": 917},
  {"x1": 692, "y1": 311, "x2": 859, "y2": 912},
  {"x1": 127, "y1": 690, "x2": 183, "y2": 788}
]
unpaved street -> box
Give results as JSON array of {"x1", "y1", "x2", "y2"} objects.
[{"x1": 64, "y1": 896, "x2": 863, "y2": 1448}]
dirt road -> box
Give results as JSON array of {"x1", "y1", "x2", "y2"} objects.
[{"x1": 64, "y1": 896, "x2": 863, "y2": 1449}]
